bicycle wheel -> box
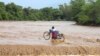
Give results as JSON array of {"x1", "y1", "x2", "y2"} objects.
[
  {"x1": 58, "y1": 34, "x2": 65, "y2": 41},
  {"x1": 43, "y1": 31, "x2": 50, "y2": 40}
]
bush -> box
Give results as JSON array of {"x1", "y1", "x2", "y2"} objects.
[
  {"x1": 77, "y1": 15, "x2": 90, "y2": 25},
  {"x1": 96, "y1": 16, "x2": 100, "y2": 24}
]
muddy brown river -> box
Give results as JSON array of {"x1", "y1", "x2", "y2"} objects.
[{"x1": 0, "y1": 21, "x2": 100, "y2": 46}]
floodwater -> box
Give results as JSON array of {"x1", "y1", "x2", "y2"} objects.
[{"x1": 0, "y1": 21, "x2": 100, "y2": 46}]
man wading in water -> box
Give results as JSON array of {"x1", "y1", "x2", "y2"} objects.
[{"x1": 49, "y1": 26, "x2": 59, "y2": 43}]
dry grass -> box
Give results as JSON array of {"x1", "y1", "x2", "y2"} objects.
[{"x1": 0, "y1": 45, "x2": 100, "y2": 56}]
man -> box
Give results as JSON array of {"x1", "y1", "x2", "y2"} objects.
[{"x1": 49, "y1": 26, "x2": 58, "y2": 39}]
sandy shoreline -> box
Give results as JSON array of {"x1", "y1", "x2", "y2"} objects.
[{"x1": 0, "y1": 45, "x2": 100, "y2": 55}]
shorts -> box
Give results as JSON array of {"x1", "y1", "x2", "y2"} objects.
[{"x1": 52, "y1": 37, "x2": 57, "y2": 39}]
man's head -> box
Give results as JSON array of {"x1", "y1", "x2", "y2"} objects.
[{"x1": 52, "y1": 26, "x2": 54, "y2": 29}]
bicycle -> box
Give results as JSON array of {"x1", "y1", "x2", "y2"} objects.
[{"x1": 43, "y1": 31, "x2": 65, "y2": 41}]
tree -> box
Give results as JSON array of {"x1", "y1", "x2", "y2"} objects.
[
  {"x1": 40, "y1": 7, "x2": 54, "y2": 20},
  {"x1": 95, "y1": 0, "x2": 100, "y2": 24},
  {"x1": 6, "y1": 3, "x2": 24, "y2": 20},
  {"x1": 70, "y1": 0, "x2": 85, "y2": 21},
  {"x1": 0, "y1": 2, "x2": 6, "y2": 20},
  {"x1": 59, "y1": 3, "x2": 72, "y2": 20}
]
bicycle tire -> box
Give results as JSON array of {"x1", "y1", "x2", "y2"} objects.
[
  {"x1": 59, "y1": 34, "x2": 65, "y2": 41},
  {"x1": 43, "y1": 31, "x2": 50, "y2": 40}
]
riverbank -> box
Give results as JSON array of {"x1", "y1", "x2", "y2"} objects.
[{"x1": 0, "y1": 45, "x2": 100, "y2": 55}]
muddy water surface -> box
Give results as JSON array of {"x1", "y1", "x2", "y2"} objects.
[{"x1": 0, "y1": 21, "x2": 100, "y2": 46}]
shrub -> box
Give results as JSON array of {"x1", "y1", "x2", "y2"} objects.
[
  {"x1": 77, "y1": 15, "x2": 90, "y2": 25},
  {"x1": 96, "y1": 16, "x2": 100, "y2": 25}
]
